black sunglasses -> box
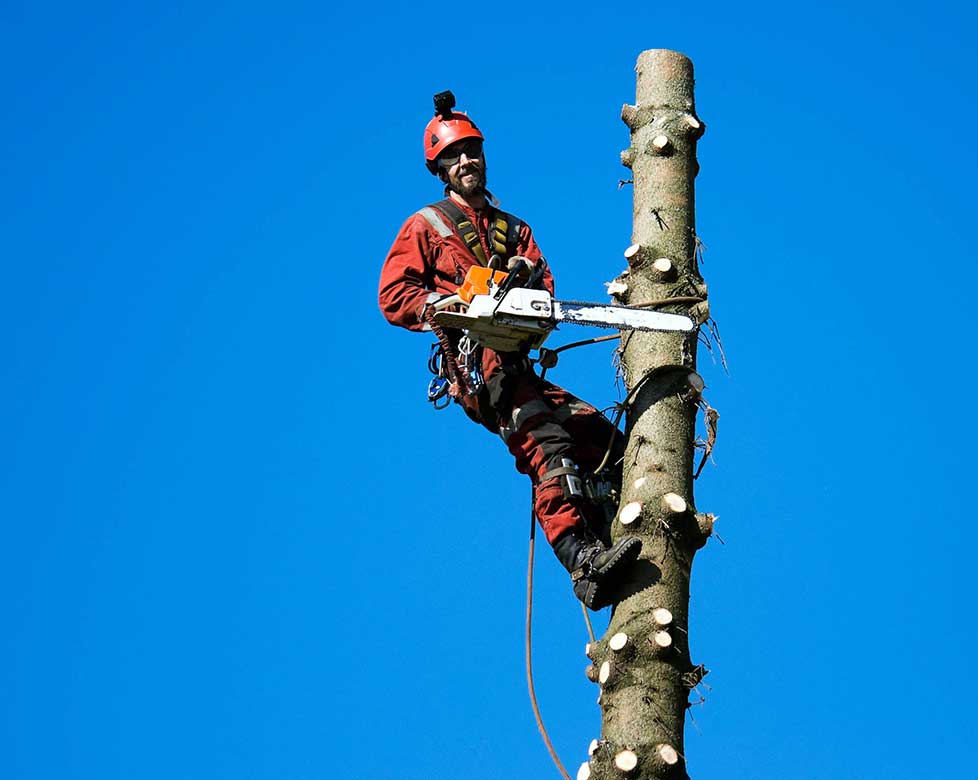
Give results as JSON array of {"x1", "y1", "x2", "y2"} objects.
[{"x1": 438, "y1": 140, "x2": 484, "y2": 168}]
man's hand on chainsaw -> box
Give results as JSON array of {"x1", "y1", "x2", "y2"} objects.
[{"x1": 506, "y1": 255, "x2": 535, "y2": 283}]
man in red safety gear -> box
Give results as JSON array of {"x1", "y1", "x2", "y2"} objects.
[{"x1": 378, "y1": 91, "x2": 641, "y2": 610}]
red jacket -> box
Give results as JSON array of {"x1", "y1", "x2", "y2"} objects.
[{"x1": 379, "y1": 198, "x2": 554, "y2": 332}]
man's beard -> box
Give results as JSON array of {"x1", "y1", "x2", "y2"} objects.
[{"x1": 448, "y1": 165, "x2": 486, "y2": 197}]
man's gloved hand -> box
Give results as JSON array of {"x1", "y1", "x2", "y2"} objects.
[{"x1": 506, "y1": 255, "x2": 535, "y2": 283}]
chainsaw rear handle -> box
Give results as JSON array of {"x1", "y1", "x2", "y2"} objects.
[{"x1": 431, "y1": 293, "x2": 463, "y2": 312}]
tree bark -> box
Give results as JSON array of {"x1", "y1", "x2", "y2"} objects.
[{"x1": 582, "y1": 50, "x2": 709, "y2": 780}]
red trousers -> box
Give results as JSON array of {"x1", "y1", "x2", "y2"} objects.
[{"x1": 458, "y1": 350, "x2": 624, "y2": 544}]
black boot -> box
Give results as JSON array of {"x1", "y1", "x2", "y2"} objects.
[{"x1": 552, "y1": 528, "x2": 642, "y2": 610}]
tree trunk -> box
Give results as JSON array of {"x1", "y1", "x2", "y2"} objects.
[{"x1": 579, "y1": 50, "x2": 710, "y2": 780}]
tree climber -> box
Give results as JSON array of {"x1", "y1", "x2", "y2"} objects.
[{"x1": 378, "y1": 92, "x2": 641, "y2": 610}]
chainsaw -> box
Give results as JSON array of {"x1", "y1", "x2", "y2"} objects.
[{"x1": 432, "y1": 264, "x2": 696, "y2": 353}]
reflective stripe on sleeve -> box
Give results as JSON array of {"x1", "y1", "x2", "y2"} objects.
[{"x1": 417, "y1": 207, "x2": 454, "y2": 238}]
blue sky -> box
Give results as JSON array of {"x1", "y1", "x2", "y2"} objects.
[{"x1": 3, "y1": 2, "x2": 977, "y2": 779}]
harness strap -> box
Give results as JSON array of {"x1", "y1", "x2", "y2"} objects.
[
  {"x1": 426, "y1": 199, "x2": 524, "y2": 267},
  {"x1": 539, "y1": 465, "x2": 579, "y2": 483}
]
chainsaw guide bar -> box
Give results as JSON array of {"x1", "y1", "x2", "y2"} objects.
[{"x1": 433, "y1": 286, "x2": 696, "y2": 353}]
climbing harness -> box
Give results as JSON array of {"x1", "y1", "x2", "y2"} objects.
[
  {"x1": 422, "y1": 198, "x2": 523, "y2": 267},
  {"x1": 419, "y1": 200, "x2": 523, "y2": 408}
]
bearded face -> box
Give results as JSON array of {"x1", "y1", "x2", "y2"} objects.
[{"x1": 438, "y1": 140, "x2": 486, "y2": 197}]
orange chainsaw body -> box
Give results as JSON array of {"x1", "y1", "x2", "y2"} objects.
[{"x1": 458, "y1": 266, "x2": 509, "y2": 303}]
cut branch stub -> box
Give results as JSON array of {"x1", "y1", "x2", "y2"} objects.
[
  {"x1": 655, "y1": 744, "x2": 680, "y2": 768},
  {"x1": 648, "y1": 134, "x2": 672, "y2": 154},
  {"x1": 651, "y1": 257, "x2": 676, "y2": 281},
  {"x1": 623, "y1": 242, "x2": 649, "y2": 270},
  {"x1": 589, "y1": 739, "x2": 601, "y2": 757},
  {"x1": 619, "y1": 501, "x2": 643, "y2": 527},
  {"x1": 661, "y1": 493, "x2": 687, "y2": 514},
  {"x1": 683, "y1": 113, "x2": 706, "y2": 139},
  {"x1": 614, "y1": 749, "x2": 639, "y2": 774},
  {"x1": 585, "y1": 642, "x2": 595, "y2": 660},
  {"x1": 621, "y1": 147, "x2": 636, "y2": 169},
  {"x1": 652, "y1": 607, "x2": 673, "y2": 627},
  {"x1": 586, "y1": 664, "x2": 599, "y2": 683},
  {"x1": 608, "y1": 632, "x2": 633, "y2": 658},
  {"x1": 695, "y1": 512, "x2": 715, "y2": 540},
  {"x1": 598, "y1": 660, "x2": 613, "y2": 685},
  {"x1": 577, "y1": 762, "x2": 592, "y2": 780},
  {"x1": 621, "y1": 103, "x2": 653, "y2": 130},
  {"x1": 652, "y1": 630, "x2": 673, "y2": 649}
]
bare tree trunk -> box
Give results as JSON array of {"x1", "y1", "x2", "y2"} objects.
[{"x1": 578, "y1": 50, "x2": 710, "y2": 780}]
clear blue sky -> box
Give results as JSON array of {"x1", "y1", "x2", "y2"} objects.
[{"x1": 3, "y1": 2, "x2": 976, "y2": 778}]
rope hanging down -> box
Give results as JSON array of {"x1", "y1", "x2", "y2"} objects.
[{"x1": 525, "y1": 333, "x2": 700, "y2": 778}]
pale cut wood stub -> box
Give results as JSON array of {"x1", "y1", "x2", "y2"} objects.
[
  {"x1": 650, "y1": 134, "x2": 671, "y2": 153},
  {"x1": 609, "y1": 632, "x2": 630, "y2": 652},
  {"x1": 652, "y1": 257, "x2": 672, "y2": 273},
  {"x1": 607, "y1": 280, "x2": 628, "y2": 297},
  {"x1": 652, "y1": 607, "x2": 673, "y2": 626},
  {"x1": 589, "y1": 739, "x2": 601, "y2": 757},
  {"x1": 656, "y1": 745, "x2": 679, "y2": 766},
  {"x1": 619, "y1": 501, "x2": 643, "y2": 526},
  {"x1": 577, "y1": 761, "x2": 592, "y2": 780},
  {"x1": 599, "y1": 661, "x2": 612, "y2": 685},
  {"x1": 661, "y1": 493, "x2": 687, "y2": 514},
  {"x1": 653, "y1": 631, "x2": 672, "y2": 649},
  {"x1": 615, "y1": 749, "x2": 639, "y2": 773},
  {"x1": 624, "y1": 243, "x2": 641, "y2": 260},
  {"x1": 585, "y1": 642, "x2": 594, "y2": 659},
  {"x1": 633, "y1": 476, "x2": 647, "y2": 490},
  {"x1": 586, "y1": 664, "x2": 599, "y2": 683},
  {"x1": 621, "y1": 148, "x2": 636, "y2": 168}
]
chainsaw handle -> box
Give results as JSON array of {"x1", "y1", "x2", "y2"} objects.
[{"x1": 431, "y1": 293, "x2": 463, "y2": 311}]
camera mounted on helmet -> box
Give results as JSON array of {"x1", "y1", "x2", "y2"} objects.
[
  {"x1": 433, "y1": 90, "x2": 456, "y2": 119},
  {"x1": 423, "y1": 90, "x2": 485, "y2": 174}
]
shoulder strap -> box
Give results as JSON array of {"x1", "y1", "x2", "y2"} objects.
[
  {"x1": 496, "y1": 210, "x2": 524, "y2": 257},
  {"x1": 429, "y1": 199, "x2": 489, "y2": 266},
  {"x1": 423, "y1": 200, "x2": 526, "y2": 267}
]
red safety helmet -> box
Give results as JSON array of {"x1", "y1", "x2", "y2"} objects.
[{"x1": 424, "y1": 91, "x2": 484, "y2": 174}]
